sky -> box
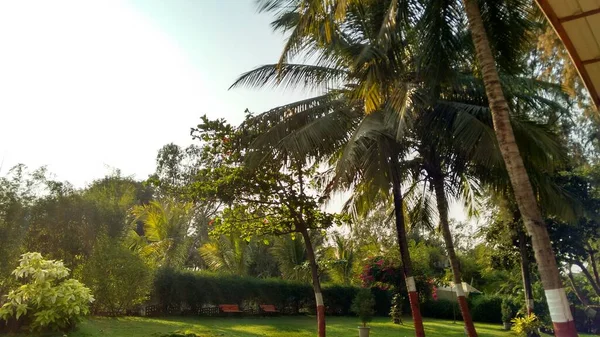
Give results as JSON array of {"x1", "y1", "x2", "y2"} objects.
[
  {"x1": 0, "y1": 0, "x2": 311, "y2": 187},
  {"x1": 0, "y1": 0, "x2": 468, "y2": 221}
]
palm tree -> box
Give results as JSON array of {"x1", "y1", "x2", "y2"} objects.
[
  {"x1": 271, "y1": 233, "x2": 325, "y2": 283},
  {"x1": 199, "y1": 233, "x2": 252, "y2": 275},
  {"x1": 326, "y1": 233, "x2": 357, "y2": 285},
  {"x1": 459, "y1": 2, "x2": 578, "y2": 334},
  {"x1": 127, "y1": 199, "x2": 193, "y2": 268}
]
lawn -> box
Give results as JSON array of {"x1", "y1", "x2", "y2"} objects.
[{"x1": 15, "y1": 316, "x2": 598, "y2": 337}]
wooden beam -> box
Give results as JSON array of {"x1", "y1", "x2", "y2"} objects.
[
  {"x1": 582, "y1": 57, "x2": 600, "y2": 66},
  {"x1": 535, "y1": 0, "x2": 600, "y2": 109},
  {"x1": 559, "y1": 8, "x2": 600, "y2": 23}
]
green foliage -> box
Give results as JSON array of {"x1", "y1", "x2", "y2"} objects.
[
  {"x1": 501, "y1": 298, "x2": 513, "y2": 323},
  {"x1": 0, "y1": 253, "x2": 94, "y2": 332},
  {"x1": 511, "y1": 314, "x2": 542, "y2": 337},
  {"x1": 77, "y1": 238, "x2": 152, "y2": 315},
  {"x1": 421, "y1": 299, "x2": 457, "y2": 320},
  {"x1": 127, "y1": 199, "x2": 193, "y2": 268},
  {"x1": 470, "y1": 295, "x2": 504, "y2": 324},
  {"x1": 351, "y1": 288, "x2": 376, "y2": 327}
]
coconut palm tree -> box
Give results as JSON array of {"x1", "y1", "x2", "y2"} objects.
[
  {"x1": 326, "y1": 233, "x2": 357, "y2": 285},
  {"x1": 199, "y1": 232, "x2": 252, "y2": 275},
  {"x1": 127, "y1": 199, "x2": 193, "y2": 268},
  {"x1": 459, "y1": 2, "x2": 578, "y2": 334}
]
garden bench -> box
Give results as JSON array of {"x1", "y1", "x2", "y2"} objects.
[
  {"x1": 218, "y1": 304, "x2": 243, "y2": 314},
  {"x1": 259, "y1": 304, "x2": 279, "y2": 314}
]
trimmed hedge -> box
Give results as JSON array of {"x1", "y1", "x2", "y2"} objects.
[
  {"x1": 152, "y1": 269, "x2": 391, "y2": 316},
  {"x1": 469, "y1": 295, "x2": 503, "y2": 323}
]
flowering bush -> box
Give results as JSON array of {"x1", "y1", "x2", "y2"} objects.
[
  {"x1": 0, "y1": 253, "x2": 94, "y2": 332},
  {"x1": 360, "y1": 257, "x2": 434, "y2": 301},
  {"x1": 359, "y1": 257, "x2": 402, "y2": 289}
]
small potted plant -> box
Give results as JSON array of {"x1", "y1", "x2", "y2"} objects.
[
  {"x1": 389, "y1": 293, "x2": 403, "y2": 325},
  {"x1": 501, "y1": 298, "x2": 513, "y2": 330},
  {"x1": 351, "y1": 288, "x2": 376, "y2": 337}
]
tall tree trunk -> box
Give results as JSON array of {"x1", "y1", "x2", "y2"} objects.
[
  {"x1": 431, "y1": 173, "x2": 477, "y2": 337},
  {"x1": 518, "y1": 226, "x2": 534, "y2": 315},
  {"x1": 574, "y1": 261, "x2": 600, "y2": 297},
  {"x1": 391, "y1": 155, "x2": 426, "y2": 337},
  {"x1": 300, "y1": 227, "x2": 326, "y2": 337},
  {"x1": 461, "y1": 1, "x2": 577, "y2": 335}
]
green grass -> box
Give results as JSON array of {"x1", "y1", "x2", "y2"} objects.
[{"x1": 14, "y1": 316, "x2": 598, "y2": 337}]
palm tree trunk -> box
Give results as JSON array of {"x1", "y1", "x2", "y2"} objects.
[
  {"x1": 518, "y1": 227, "x2": 534, "y2": 315},
  {"x1": 461, "y1": 1, "x2": 577, "y2": 335},
  {"x1": 300, "y1": 227, "x2": 326, "y2": 337},
  {"x1": 431, "y1": 174, "x2": 477, "y2": 337},
  {"x1": 391, "y1": 155, "x2": 426, "y2": 337}
]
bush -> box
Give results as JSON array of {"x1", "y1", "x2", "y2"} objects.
[
  {"x1": 421, "y1": 299, "x2": 457, "y2": 320},
  {"x1": 511, "y1": 314, "x2": 542, "y2": 337},
  {"x1": 0, "y1": 253, "x2": 94, "y2": 332},
  {"x1": 78, "y1": 238, "x2": 153, "y2": 315},
  {"x1": 470, "y1": 295, "x2": 504, "y2": 323},
  {"x1": 351, "y1": 288, "x2": 376, "y2": 327},
  {"x1": 152, "y1": 269, "x2": 391, "y2": 316}
]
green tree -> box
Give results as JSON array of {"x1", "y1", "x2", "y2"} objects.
[
  {"x1": 77, "y1": 237, "x2": 152, "y2": 316},
  {"x1": 191, "y1": 116, "x2": 339, "y2": 337}
]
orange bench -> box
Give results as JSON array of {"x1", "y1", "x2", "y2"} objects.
[
  {"x1": 259, "y1": 304, "x2": 279, "y2": 314},
  {"x1": 219, "y1": 304, "x2": 243, "y2": 314}
]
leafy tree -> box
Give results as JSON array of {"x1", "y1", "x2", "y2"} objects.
[
  {"x1": 82, "y1": 173, "x2": 152, "y2": 238},
  {"x1": 77, "y1": 237, "x2": 152, "y2": 316},
  {"x1": 25, "y1": 190, "x2": 97, "y2": 269},
  {"x1": 191, "y1": 115, "x2": 339, "y2": 337},
  {"x1": 0, "y1": 165, "x2": 48, "y2": 294}
]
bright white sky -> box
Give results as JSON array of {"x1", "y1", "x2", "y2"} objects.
[
  {"x1": 0, "y1": 0, "x2": 310, "y2": 187},
  {"x1": 0, "y1": 0, "x2": 467, "y2": 221}
]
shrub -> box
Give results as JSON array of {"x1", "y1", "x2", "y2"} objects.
[
  {"x1": 78, "y1": 238, "x2": 153, "y2": 315},
  {"x1": 470, "y1": 294, "x2": 503, "y2": 323},
  {"x1": 351, "y1": 288, "x2": 376, "y2": 327},
  {"x1": 421, "y1": 299, "x2": 457, "y2": 320},
  {"x1": 511, "y1": 314, "x2": 542, "y2": 337},
  {"x1": 0, "y1": 253, "x2": 94, "y2": 332}
]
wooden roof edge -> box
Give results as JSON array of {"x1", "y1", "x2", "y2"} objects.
[{"x1": 534, "y1": 0, "x2": 600, "y2": 110}]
